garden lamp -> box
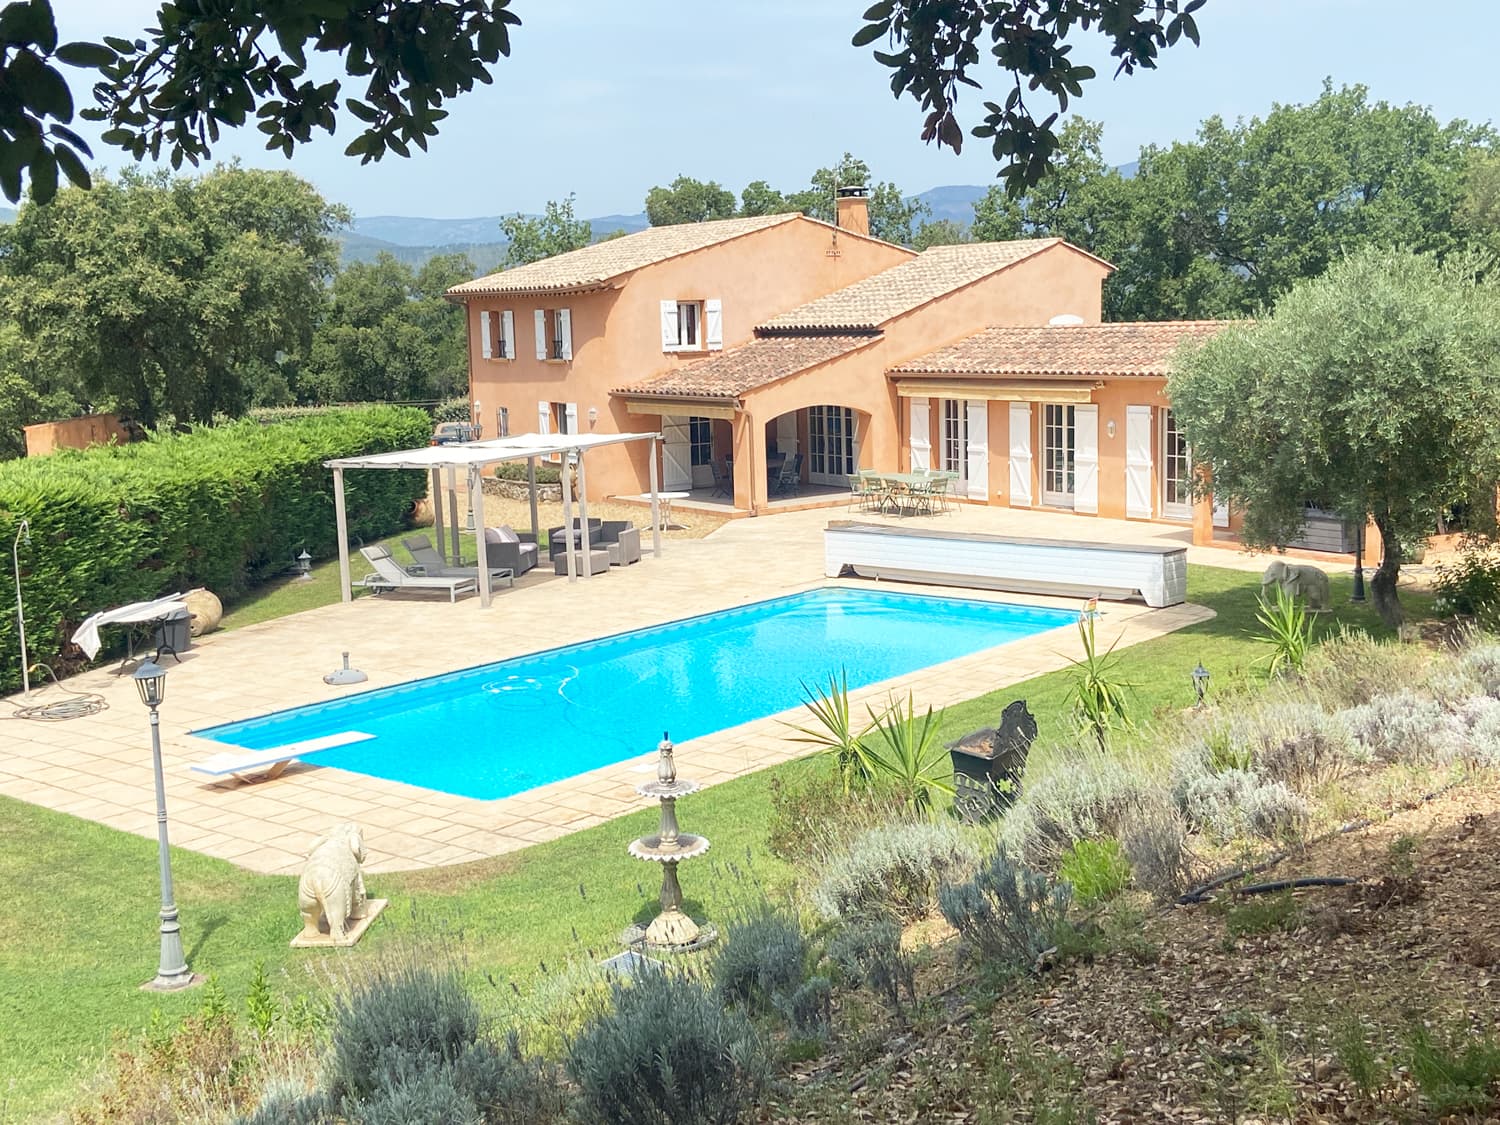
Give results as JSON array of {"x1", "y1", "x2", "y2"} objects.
[
  {"x1": 132, "y1": 659, "x2": 198, "y2": 991},
  {"x1": 1191, "y1": 662, "x2": 1210, "y2": 707},
  {"x1": 295, "y1": 549, "x2": 312, "y2": 581}
]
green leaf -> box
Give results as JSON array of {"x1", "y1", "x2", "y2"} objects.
[
  {"x1": 851, "y1": 23, "x2": 886, "y2": 48},
  {"x1": 52, "y1": 142, "x2": 89, "y2": 189},
  {"x1": 52, "y1": 40, "x2": 113, "y2": 67},
  {"x1": 27, "y1": 146, "x2": 57, "y2": 203}
]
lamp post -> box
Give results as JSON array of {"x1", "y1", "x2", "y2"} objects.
[
  {"x1": 11, "y1": 518, "x2": 30, "y2": 698},
  {"x1": 1192, "y1": 662, "x2": 1211, "y2": 708},
  {"x1": 133, "y1": 660, "x2": 198, "y2": 992},
  {"x1": 1351, "y1": 520, "x2": 1366, "y2": 603}
]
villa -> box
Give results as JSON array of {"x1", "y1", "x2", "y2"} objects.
[{"x1": 448, "y1": 190, "x2": 1294, "y2": 549}]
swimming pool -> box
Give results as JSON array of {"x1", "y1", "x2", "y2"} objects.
[{"x1": 194, "y1": 588, "x2": 1076, "y2": 800}]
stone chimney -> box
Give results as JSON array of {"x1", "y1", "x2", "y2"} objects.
[{"x1": 835, "y1": 185, "x2": 869, "y2": 236}]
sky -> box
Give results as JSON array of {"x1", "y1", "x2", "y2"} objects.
[{"x1": 52, "y1": 0, "x2": 1500, "y2": 220}]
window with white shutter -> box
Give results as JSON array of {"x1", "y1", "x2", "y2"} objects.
[
  {"x1": 705, "y1": 298, "x2": 722, "y2": 351},
  {"x1": 660, "y1": 299, "x2": 706, "y2": 351},
  {"x1": 557, "y1": 308, "x2": 572, "y2": 360},
  {"x1": 499, "y1": 310, "x2": 515, "y2": 360},
  {"x1": 660, "y1": 300, "x2": 679, "y2": 351},
  {"x1": 534, "y1": 311, "x2": 547, "y2": 360},
  {"x1": 479, "y1": 310, "x2": 493, "y2": 359}
]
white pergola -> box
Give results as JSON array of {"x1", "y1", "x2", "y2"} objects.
[{"x1": 325, "y1": 431, "x2": 664, "y2": 607}]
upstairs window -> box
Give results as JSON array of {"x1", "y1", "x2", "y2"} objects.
[
  {"x1": 533, "y1": 308, "x2": 573, "y2": 361},
  {"x1": 661, "y1": 298, "x2": 723, "y2": 353},
  {"x1": 479, "y1": 310, "x2": 516, "y2": 360}
]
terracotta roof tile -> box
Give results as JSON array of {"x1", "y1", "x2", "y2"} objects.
[
  {"x1": 891, "y1": 320, "x2": 1236, "y2": 378},
  {"x1": 758, "y1": 240, "x2": 1071, "y2": 331},
  {"x1": 616, "y1": 335, "x2": 877, "y2": 399},
  {"x1": 447, "y1": 214, "x2": 801, "y2": 298}
]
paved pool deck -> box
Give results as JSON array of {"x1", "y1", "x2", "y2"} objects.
[{"x1": 0, "y1": 505, "x2": 1288, "y2": 874}]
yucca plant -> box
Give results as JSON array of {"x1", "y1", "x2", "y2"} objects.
[
  {"x1": 861, "y1": 692, "x2": 954, "y2": 811},
  {"x1": 785, "y1": 670, "x2": 877, "y2": 792},
  {"x1": 1066, "y1": 612, "x2": 1135, "y2": 752},
  {"x1": 1255, "y1": 584, "x2": 1315, "y2": 676}
]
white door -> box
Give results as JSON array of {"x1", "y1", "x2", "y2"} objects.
[
  {"x1": 1074, "y1": 404, "x2": 1098, "y2": 514},
  {"x1": 1125, "y1": 405, "x2": 1153, "y2": 519},
  {"x1": 808, "y1": 405, "x2": 857, "y2": 485},
  {"x1": 1161, "y1": 408, "x2": 1192, "y2": 521},
  {"x1": 688, "y1": 417, "x2": 714, "y2": 488},
  {"x1": 1042, "y1": 403, "x2": 1076, "y2": 508},
  {"x1": 965, "y1": 400, "x2": 988, "y2": 501},
  {"x1": 940, "y1": 398, "x2": 967, "y2": 489},
  {"x1": 909, "y1": 399, "x2": 931, "y2": 470},
  {"x1": 661, "y1": 415, "x2": 693, "y2": 491},
  {"x1": 1008, "y1": 401, "x2": 1032, "y2": 507}
]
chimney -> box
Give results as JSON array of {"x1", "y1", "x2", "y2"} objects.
[{"x1": 835, "y1": 185, "x2": 869, "y2": 237}]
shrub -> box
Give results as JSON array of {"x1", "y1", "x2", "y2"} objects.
[
  {"x1": 1223, "y1": 890, "x2": 1303, "y2": 936},
  {"x1": 1119, "y1": 800, "x2": 1194, "y2": 900},
  {"x1": 1460, "y1": 642, "x2": 1500, "y2": 697},
  {"x1": 1444, "y1": 694, "x2": 1500, "y2": 767},
  {"x1": 999, "y1": 747, "x2": 1151, "y2": 869},
  {"x1": 233, "y1": 1087, "x2": 334, "y2": 1125},
  {"x1": 352, "y1": 1063, "x2": 479, "y2": 1125},
  {"x1": 938, "y1": 845, "x2": 1072, "y2": 976},
  {"x1": 1301, "y1": 628, "x2": 1434, "y2": 707},
  {"x1": 1255, "y1": 585, "x2": 1315, "y2": 676},
  {"x1": 1404, "y1": 1018, "x2": 1500, "y2": 1114},
  {"x1": 0, "y1": 405, "x2": 429, "y2": 690},
  {"x1": 328, "y1": 965, "x2": 481, "y2": 1104},
  {"x1": 1056, "y1": 838, "x2": 1131, "y2": 906},
  {"x1": 809, "y1": 818, "x2": 982, "y2": 922},
  {"x1": 824, "y1": 914, "x2": 916, "y2": 1014},
  {"x1": 1236, "y1": 702, "x2": 1356, "y2": 791},
  {"x1": 764, "y1": 763, "x2": 904, "y2": 865},
  {"x1": 566, "y1": 973, "x2": 769, "y2": 1125},
  {"x1": 783, "y1": 976, "x2": 834, "y2": 1039},
  {"x1": 1340, "y1": 691, "x2": 1451, "y2": 764},
  {"x1": 1175, "y1": 768, "x2": 1309, "y2": 842},
  {"x1": 712, "y1": 909, "x2": 808, "y2": 1015},
  {"x1": 492, "y1": 460, "x2": 562, "y2": 484},
  {"x1": 1433, "y1": 547, "x2": 1500, "y2": 624},
  {"x1": 451, "y1": 1036, "x2": 568, "y2": 1125},
  {"x1": 1066, "y1": 612, "x2": 1135, "y2": 751}
]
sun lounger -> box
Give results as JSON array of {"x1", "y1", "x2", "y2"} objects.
[
  {"x1": 190, "y1": 731, "x2": 375, "y2": 783},
  {"x1": 401, "y1": 535, "x2": 515, "y2": 587},
  {"x1": 358, "y1": 545, "x2": 477, "y2": 601}
]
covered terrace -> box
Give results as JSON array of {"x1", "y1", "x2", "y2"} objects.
[{"x1": 326, "y1": 431, "x2": 664, "y2": 607}]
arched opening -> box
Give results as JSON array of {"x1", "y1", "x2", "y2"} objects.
[{"x1": 763, "y1": 404, "x2": 866, "y2": 502}]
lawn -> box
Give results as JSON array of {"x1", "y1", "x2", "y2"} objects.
[{"x1": 0, "y1": 564, "x2": 1426, "y2": 1118}]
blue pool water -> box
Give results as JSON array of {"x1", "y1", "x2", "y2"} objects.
[{"x1": 194, "y1": 588, "x2": 1075, "y2": 800}]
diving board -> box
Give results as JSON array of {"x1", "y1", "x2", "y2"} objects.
[{"x1": 190, "y1": 731, "x2": 375, "y2": 784}]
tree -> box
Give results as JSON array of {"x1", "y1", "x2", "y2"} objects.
[
  {"x1": 0, "y1": 165, "x2": 348, "y2": 427},
  {"x1": 1168, "y1": 247, "x2": 1500, "y2": 627},
  {"x1": 854, "y1": 0, "x2": 1205, "y2": 193},
  {"x1": 644, "y1": 176, "x2": 737, "y2": 226},
  {"x1": 302, "y1": 253, "x2": 475, "y2": 405},
  {"x1": 1459, "y1": 151, "x2": 1500, "y2": 257},
  {"x1": 739, "y1": 180, "x2": 791, "y2": 217},
  {"x1": 787, "y1": 153, "x2": 929, "y2": 245},
  {"x1": 500, "y1": 195, "x2": 592, "y2": 266},
  {"x1": 0, "y1": 0, "x2": 521, "y2": 202},
  {"x1": 911, "y1": 218, "x2": 974, "y2": 250}
]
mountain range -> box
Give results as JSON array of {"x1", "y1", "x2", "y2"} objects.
[{"x1": 339, "y1": 184, "x2": 996, "y2": 272}]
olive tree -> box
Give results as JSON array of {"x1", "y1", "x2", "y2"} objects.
[{"x1": 1168, "y1": 246, "x2": 1500, "y2": 627}]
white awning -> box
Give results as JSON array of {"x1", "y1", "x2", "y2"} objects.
[{"x1": 325, "y1": 431, "x2": 662, "y2": 470}]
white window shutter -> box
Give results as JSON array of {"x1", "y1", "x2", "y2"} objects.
[
  {"x1": 537, "y1": 401, "x2": 550, "y2": 435},
  {"x1": 965, "y1": 400, "x2": 988, "y2": 501},
  {"x1": 1125, "y1": 406, "x2": 1153, "y2": 518},
  {"x1": 660, "y1": 300, "x2": 679, "y2": 351},
  {"x1": 1074, "y1": 403, "x2": 1099, "y2": 514},
  {"x1": 564, "y1": 402, "x2": 578, "y2": 434},
  {"x1": 479, "y1": 310, "x2": 493, "y2": 359},
  {"x1": 1008, "y1": 402, "x2": 1032, "y2": 507},
  {"x1": 705, "y1": 299, "x2": 723, "y2": 351},
  {"x1": 558, "y1": 308, "x2": 573, "y2": 360},
  {"x1": 534, "y1": 310, "x2": 547, "y2": 360},
  {"x1": 908, "y1": 399, "x2": 931, "y2": 470},
  {"x1": 501, "y1": 311, "x2": 515, "y2": 359}
]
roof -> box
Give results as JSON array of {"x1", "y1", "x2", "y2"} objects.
[
  {"x1": 616, "y1": 335, "x2": 877, "y2": 400},
  {"x1": 757, "y1": 239, "x2": 1093, "y2": 332},
  {"x1": 891, "y1": 320, "x2": 1235, "y2": 378},
  {"x1": 325, "y1": 432, "x2": 661, "y2": 470},
  {"x1": 446, "y1": 214, "x2": 805, "y2": 298}
]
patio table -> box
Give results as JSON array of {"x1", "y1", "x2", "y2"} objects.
[{"x1": 861, "y1": 471, "x2": 947, "y2": 516}]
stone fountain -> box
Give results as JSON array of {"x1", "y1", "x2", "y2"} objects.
[{"x1": 623, "y1": 732, "x2": 716, "y2": 952}]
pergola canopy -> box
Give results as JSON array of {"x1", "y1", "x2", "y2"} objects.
[{"x1": 325, "y1": 430, "x2": 664, "y2": 607}]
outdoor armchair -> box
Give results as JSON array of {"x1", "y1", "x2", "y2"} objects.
[
  {"x1": 547, "y1": 519, "x2": 603, "y2": 559},
  {"x1": 481, "y1": 526, "x2": 539, "y2": 576},
  {"x1": 599, "y1": 520, "x2": 642, "y2": 566}
]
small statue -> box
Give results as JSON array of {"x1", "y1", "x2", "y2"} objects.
[
  {"x1": 1261, "y1": 559, "x2": 1331, "y2": 612},
  {"x1": 297, "y1": 823, "x2": 369, "y2": 944}
]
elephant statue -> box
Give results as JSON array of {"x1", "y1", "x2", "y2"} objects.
[
  {"x1": 1261, "y1": 559, "x2": 1332, "y2": 612},
  {"x1": 297, "y1": 822, "x2": 368, "y2": 943}
]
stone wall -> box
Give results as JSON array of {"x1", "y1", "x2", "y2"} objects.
[{"x1": 484, "y1": 477, "x2": 563, "y2": 503}]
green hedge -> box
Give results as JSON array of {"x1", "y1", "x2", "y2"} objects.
[
  {"x1": 493, "y1": 461, "x2": 563, "y2": 484},
  {"x1": 0, "y1": 406, "x2": 430, "y2": 691}
]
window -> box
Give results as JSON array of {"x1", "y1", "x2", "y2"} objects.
[
  {"x1": 661, "y1": 298, "x2": 723, "y2": 352},
  {"x1": 941, "y1": 399, "x2": 967, "y2": 476},
  {"x1": 497, "y1": 406, "x2": 510, "y2": 438},
  {"x1": 533, "y1": 308, "x2": 572, "y2": 361},
  {"x1": 1162, "y1": 409, "x2": 1191, "y2": 518},
  {"x1": 1043, "y1": 403, "x2": 1076, "y2": 504},
  {"x1": 808, "y1": 405, "x2": 857, "y2": 482},
  {"x1": 552, "y1": 402, "x2": 573, "y2": 435},
  {"x1": 480, "y1": 310, "x2": 515, "y2": 360},
  {"x1": 688, "y1": 417, "x2": 713, "y2": 467}
]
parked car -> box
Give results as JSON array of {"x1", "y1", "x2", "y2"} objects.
[{"x1": 431, "y1": 421, "x2": 479, "y2": 446}]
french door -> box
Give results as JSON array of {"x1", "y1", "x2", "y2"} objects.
[
  {"x1": 940, "y1": 399, "x2": 968, "y2": 487},
  {"x1": 1042, "y1": 403, "x2": 1076, "y2": 507},
  {"x1": 808, "y1": 405, "x2": 857, "y2": 484},
  {"x1": 1161, "y1": 408, "x2": 1192, "y2": 520}
]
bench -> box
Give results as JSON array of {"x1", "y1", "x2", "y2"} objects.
[
  {"x1": 824, "y1": 521, "x2": 1187, "y2": 608},
  {"x1": 190, "y1": 731, "x2": 375, "y2": 784}
]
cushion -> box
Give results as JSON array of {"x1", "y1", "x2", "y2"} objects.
[{"x1": 485, "y1": 525, "x2": 520, "y2": 545}]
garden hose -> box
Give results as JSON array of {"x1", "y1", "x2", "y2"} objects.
[{"x1": 3, "y1": 663, "x2": 107, "y2": 721}]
